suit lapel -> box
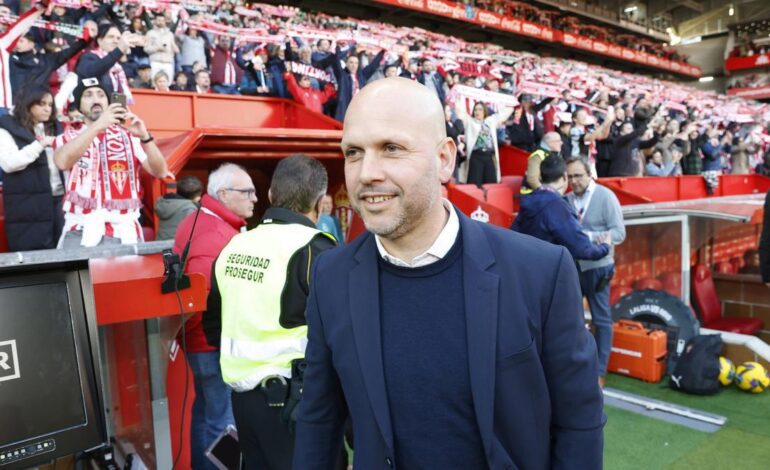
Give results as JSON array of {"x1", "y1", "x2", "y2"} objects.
[
  {"x1": 459, "y1": 212, "x2": 499, "y2": 461},
  {"x1": 349, "y1": 234, "x2": 394, "y2": 451}
]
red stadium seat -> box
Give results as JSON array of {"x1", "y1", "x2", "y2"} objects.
[
  {"x1": 453, "y1": 184, "x2": 484, "y2": 200},
  {"x1": 633, "y1": 278, "x2": 663, "y2": 291},
  {"x1": 499, "y1": 176, "x2": 524, "y2": 213},
  {"x1": 658, "y1": 272, "x2": 682, "y2": 297},
  {"x1": 610, "y1": 285, "x2": 633, "y2": 305},
  {"x1": 714, "y1": 261, "x2": 735, "y2": 274},
  {"x1": 482, "y1": 184, "x2": 514, "y2": 214},
  {"x1": 691, "y1": 264, "x2": 763, "y2": 334}
]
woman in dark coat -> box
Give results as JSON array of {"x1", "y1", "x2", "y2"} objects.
[{"x1": 0, "y1": 87, "x2": 64, "y2": 251}]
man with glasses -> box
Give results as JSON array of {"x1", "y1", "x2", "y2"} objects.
[
  {"x1": 173, "y1": 163, "x2": 254, "y2": 470},
  {"x1": 513, "y1": 156, "x2": 610, "y2": 263},
  {"x1": 205, "y1": 155, "x2": 336, "y2": 469},
  {"x1": 565, "y1": 156, "x2": 626, "y2": 388}
]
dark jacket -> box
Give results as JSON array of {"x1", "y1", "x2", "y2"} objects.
[
  {"x1": 0, "y1": 115, "x2": 63, "y2": 251},
  {"x1": 512, "y1": 187, "x2": 609, "y2": 261},
  {"x1": 293, "y1": 208, "x2": 605, "y2": 470},
  {"x1": 331, "y1": 46, "x2": 385, "y2": 121},
  {"x1": 507, "y1": 98, "x2": 553, "y2": 152},
  {"x1": 417, "y1": 72, "x2": 446, "y2": 104},
  {"x1": 701, "y1": 140, "x2": 723, "y2": 172},
  {"x1": 75, "y1": 48, "x2": 126, "y2": 95},
  {"x1": 607, "y1": 123, "x2": 658, "y2": 177},
  {"x1": 209, "y1": 46, "x2": 244, "y2": 88},
  {"x1": 760, "y1": 190, "x2": 770, "y2": 283},
  {"x1": 10, "y1": 40, "x2": 88, "y2": 98},
  {"x1": 203, "y1": 207, "x2": 336, "y2": 348}
]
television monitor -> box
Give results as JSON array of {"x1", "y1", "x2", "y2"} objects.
[{"x1": 0, "y1": 265, "x2": 107, "y2": 469}]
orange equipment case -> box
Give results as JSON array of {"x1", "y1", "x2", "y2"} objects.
[{"x1": 607, "y1": 320, "x2": 667, "y2": 383}]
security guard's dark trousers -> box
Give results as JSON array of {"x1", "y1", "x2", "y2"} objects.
[{"x1": 231, "y1": 387, "x2": 293, "y2": 470}]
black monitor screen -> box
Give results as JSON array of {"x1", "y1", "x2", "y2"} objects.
[{"x1": 0, "y1": 282, "x2": 86, "y2": 446}]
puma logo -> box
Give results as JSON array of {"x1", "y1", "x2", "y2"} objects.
[{"x1": 671, "y1": 375, "x2": 682, "y2": 388}]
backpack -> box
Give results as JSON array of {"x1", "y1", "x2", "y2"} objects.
[{"x1": 669, "y1": 334, "x2": 722, "y2": 395}]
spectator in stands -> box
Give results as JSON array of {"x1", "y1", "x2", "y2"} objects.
[
  {"x1": 513, "y1": 156, "x2": 610, "y2": 262},
  {"x1": 195, "y1": 70, "x2": 211, "y2": 94},
  {"x1": 178, "y1": 26, "x2": 208, "y2": 76},
  {"x1": 399, "y1": 58, "x2": 420, "y2": 80},
  {"x1": 738, "y1": 249, "x2": 761, "y2": 275},
  {"x1": 209, "y1": 35, "x2": 241, "y2": 95},
  {"x1": 171, "y1": 70, "x2": 191, "y2": 91},
  {"x1": 284, "y1": 70, "x2": 335, "y2": 114},
  {"x1": 701, "y1": 127, "x2": 730, "y2": 195},
  {"x1": 130, "y1": 64, "x2": 153, "y2": 89},
  {"x1": 569, "y1": 107, "x2": 614, "y2": 159},
  {"x1": 681, "y1": 127, "x2": 704, "y2": 175},
  {"x1": 607, "y1": 106, "x2": 658, "y2": 177},
  {"x1": 316, "y1": 194, "x2": 345, "y2": 245},
  {"x1": 521, "y1": 131, "x2": 564, "y2": 195},
  {"x1": 154, "y1": 71, "x2": 171, "y2": 92},
  {"x1": 454, "y1": 100, "x2": 513, "y2": 186},
  {"x1": 10, "y1": 31, "x2": 88, "y2": 101},
  {"x1": 755, "y1": 150, "x2": 770, "y2": 177},
  {"x1": 646, "y1": 147, "x2": 682, "y2": 176},
  {"x1": 507, "y1": 94, "x2": 553, "y2": 152},
  {"x1": 174, "y1": 164, "x2": 253, "y2": 470},
  {"x1": 144, "y1": 13, "x2": 178, "y2": 85},
  {"x1": 155, "y1": 175, "x2": 203, "y2": 241},
  {"x1": 75, "y1": 23, "x2": 136, "y2": 100},
  {"x1": 235, "y1": 49, "x2": 272, "y2": 97},
  {"x1": 330, "y1": 43, "x2": 385, "y2": 121},
  {"x1": 0, "y1": 87, "x2": 64, "y2": 251},
  {"x1": 53, "y1": 77, "x2": 172, "y2": 248},
  {"x1": 265, "y1": 43, "x2": 288, "y2": 98},
  {"x1": 418, "y1": 58, "x2": 445, "y2": 104}
]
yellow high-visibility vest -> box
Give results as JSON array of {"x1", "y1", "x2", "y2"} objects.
[{"x1": 216, "y1": 221, "x2": 328, "y2": 392}]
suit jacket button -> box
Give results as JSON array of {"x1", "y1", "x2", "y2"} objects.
[{"x1": 385, "y1": 457, "x2": 393, "y2": 467}]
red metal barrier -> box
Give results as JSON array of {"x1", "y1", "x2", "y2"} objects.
[
  {"x1": 448, "y1": 183, "x2": 514, "y2": 228},
  {"x1": 498, "y1": 144, "x2": 530, "y2": 177}
]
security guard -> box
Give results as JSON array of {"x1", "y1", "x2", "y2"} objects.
[
  {"x1": 520, "y1": 131, "x2": 563, "y2": 195},
  {"x1": 203, "y1": 155, "x2": 336, "y2": 470}
]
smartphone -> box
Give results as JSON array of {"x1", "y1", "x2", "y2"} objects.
[
  {"x1": 111, "y1": 92, "x2": 127, "y2": 108},
  {"x1": 205, "y1": 425, "x2": 241, "y2": 470}
]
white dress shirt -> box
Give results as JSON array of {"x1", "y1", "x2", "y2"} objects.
[{"x1": 375, "y1": 199, "x2": 459, "y2": 268}]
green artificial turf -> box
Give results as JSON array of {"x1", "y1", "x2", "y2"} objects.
[{"x1": 603, "y1": 374, "x2": 770, "y2": 469}]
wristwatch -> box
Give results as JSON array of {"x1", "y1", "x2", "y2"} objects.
[{"x1": 140, "y1": 134, "x2": 154, "y2": 144}]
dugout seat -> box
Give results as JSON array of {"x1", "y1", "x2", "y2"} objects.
[{"x1": 691, "y1": 264, "x2": 763, "y2": 334}]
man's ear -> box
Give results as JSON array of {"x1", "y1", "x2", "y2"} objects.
[
  {"x1": 267, "y1": 188, "x2": 273, "y2": 204},
  {"x1": 437, "y1": 137, "x2": 457, "y2": 184}
]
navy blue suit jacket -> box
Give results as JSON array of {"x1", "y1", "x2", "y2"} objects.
[{"x1": 293, "y1": 209, "x2": 605, "y2": 470}]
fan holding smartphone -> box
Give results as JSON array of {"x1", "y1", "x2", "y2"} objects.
[{"x1": 51, "y1": 77, "x2": 174, "y2": 248}]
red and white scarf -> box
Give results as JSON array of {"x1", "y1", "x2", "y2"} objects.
[{"x1": 63, "y1": 123, "x2": 143, "y2": 213}]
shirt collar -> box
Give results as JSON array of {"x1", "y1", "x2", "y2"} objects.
[
  {"x1": 261, "y1": 207, "x2": 317, "y2": 229},
  {"x1": 375, "y1": 199, "x2": 458, "y2": 268}
]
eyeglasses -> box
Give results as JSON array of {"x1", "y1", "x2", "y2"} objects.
[
  {"x1": 567, "y1": 173, "x2": 588, "y2": 180},
  {"x1": 225, "y1": 188, "x2": 257, "y2": 197}
]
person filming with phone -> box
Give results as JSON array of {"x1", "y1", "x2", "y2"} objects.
[{"x1": 53, "y1": 77, "x2": 173, "y2": 248}]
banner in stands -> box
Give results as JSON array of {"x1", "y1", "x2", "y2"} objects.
[
  {"x1": 370, "y1": 0, "x2": 701, "y2": 77},
  {"x1": 727, "y1": 85, "x2": 770, "y2": 100},
  {"x1": 725, "y1": 54, "x2": 770, "y2": 72}
]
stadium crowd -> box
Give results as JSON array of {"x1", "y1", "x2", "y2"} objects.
[{"x1": 1, "y1": 0, "x2": 770, "y2": 249}]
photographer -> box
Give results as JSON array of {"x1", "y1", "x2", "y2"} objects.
[{"x1": 53, "y1": 77, "x2": 172, "y2": 248}]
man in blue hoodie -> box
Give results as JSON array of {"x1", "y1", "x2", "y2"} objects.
[{"x1": 512, "y1": 156, "x2": 610, "y2": 261}]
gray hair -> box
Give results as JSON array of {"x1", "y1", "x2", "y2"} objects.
[
  {"x1": 564, "y1": 156, "x2": 592, "y2": 175},
  {"x1": 207, "y1": 163, "x2": 247, "y2": 200}
]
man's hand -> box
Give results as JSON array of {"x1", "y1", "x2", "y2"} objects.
[
  {"x1": 93, "y1": 103, "x2": 127, "y2": 132},
  {"x1": 122, "y1": 112, "x2": 149, "y2": 139},
  {"x1": 38, "y1": 136, "x2": 56, "y2": 148}
]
